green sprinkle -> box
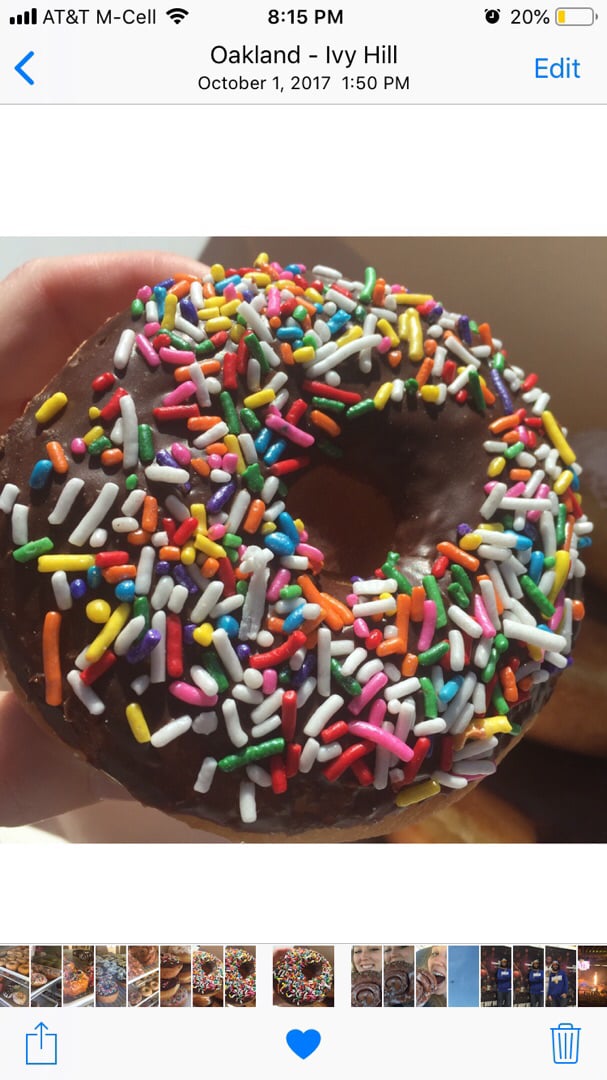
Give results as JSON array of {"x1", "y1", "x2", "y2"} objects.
[
  {"x1": 359, "y1": 266, "x2": 377, "y2": 305},
  {"x1": 405, "y1": 378, "x2": 418, "y2": 396},
  {"x1": 138, "y1": 423, "x2": 155, "y2": 464},
  {"x1": 494, "y1": 633, "x2": 509, "y2": 655},
  {"x1": 194, "y1": 339, "x2": 217, "y2": 358},
  {"x1": 469, "y1": 320, "x2": 479, "y2": 333},
  {"x1": 277, "y1": 481, "x2": 289, "y2": 499},
  {"x1": 346, "y1": 399, "x2": 375, "y2": 420},
  {"x1": 353, "y1": 304, "x2": 367, "y2": 323},
  {"x1": 330, "y1": 658, "x2": 362, "y2": 697},
  {"x1": 520, "y1": 574, "x2": 556, "y2": 618},
  {"x1": 311, "y1": 396, "x2": 346, "y2": 414},
  {"x1": 556, "y1": 504, "x2": 567, "y2": 547},
  {"x1": 318, "y1": 439, "x2": 343, "y2": 459},
  {"x1": 492, "y1": 351, "x2": 506, "y2": 373},
  {"x1": 467, "y1": 368, "x2": 486, "y2": 413},
  {"x1": 504, "y1": 440, "x2": 525, "y2": 460},
  {"x1": 491, "y1": 687, "x2": 510, "y2": 715},
  {"x1": 242, "y1": 462, "x2": 264, "y2": 494},
  {"x1": 293, "y1": 304, "x2": 308, "y2": 323},
  {"x1": 203, "y1": 650, "x2": 229, "y2": 693},
  {"x1": 165, "y1": 331, "x2": 191, "y2": 350},
  {"x1": 301, "y1": 332, "x2": 318, "y2": 349},
  {"x1": 381, "y1": 558, "x2": 412, "y2": 596},
  {"x1": 450, "y1": 564, "x2": 473, "y2": 596},
  {"x1": 226, "y1": 546, "x2": 239, "y2": 565},
  {"x1": 223, "y1": 532, "x2": 242, "y2": 548},
  {"x1": 280, "y1": 585, "x2": 303, "y2": 600},
  {"x1": 131, "y1": 298, "x2": 144, "y2": 318},
  {"x1": 481, "y1": 647, "x2": 498, "y2": 684},
  {"x1": 87, "y1": 435, "x2": 112, "y2": 456},
  {"x1": 244, "y1": 332, "x2": 269, "y2": 374},
  {"x1": 422, "y1": 574, "x2": 447, "y2": 628},
  {"x1": 219, "y1": 391, "x2": 240, "y2": 435},
  {"x1": 417, "y1": 641, "x2": 449, "y2": 666},
  {"x1": 509, "y1": 721, "x2": 522, "y2": 736},
  {"x1": 447, "y1": 582, "x2": 470, "y2": 608},
  {"x1": 236, "y1": 580, "x2": 248, "y2": 597},
  {"x1": 218, "y1": 737, "x2": 286, "y2": 773},
  {"x1": 241, "y1": 407, "x2": 262, "y2": 435},
  {"x1": 419, "y1": 676, "x2": 438, "y2": 718},
  {"x1": 278, "y1": 667, "x2": 292, "y2": 688},
  {"x1": 13, "y1": 537, "x2": 53, "y2": 563},
  {"x1": 543, "y1": 555, "x2": 556, "y2": 569},
  {"x1": 125, "y1": 474, "x2": 138, "y2": 491},
  {"x1": 133, "y1": 596, "x2": 150, "y2": 632}
]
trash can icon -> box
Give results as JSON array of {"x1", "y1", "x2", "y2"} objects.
[{"x1": 551, "y1": 1022, "x2": 581, "y2": 1064}]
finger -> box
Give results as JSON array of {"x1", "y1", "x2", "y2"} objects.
[
  {"x1": 0, "y1": 250, "x2": 207, "y2": 431},
  {"x1": 0, "y1": 690, "x2": 128, "y2": 827}
]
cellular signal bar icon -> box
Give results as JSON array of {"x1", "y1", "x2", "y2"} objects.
[{"x1": 10, "y1": 7, "x2": 38, "y2": 24}]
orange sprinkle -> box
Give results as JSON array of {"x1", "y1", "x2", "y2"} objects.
[
  {"x1": 424, "y1": 339, "x2": 437, "y2": 357},
  {"x1": 411, "y1": 586, "x2": 426, "y2": 622},
  {"x1": 141, "y1": 496, "x2": 158, "y2": 534},
  {"x1": 301, "y1": 612, "x2": 326, "y2": 639},
  {"x1": 167, "y1": 279, "x2": 191, "y2": 299},
  {"x1": 387, "y1": 349, "x2": 402, "y2": 369},
  {"x1": 509, "y1": 468, "x2": 532, "y2": 482},
  {"x1": 372, "y1": 278, "x2": 386, "y2": 306},
  {"x1": 279, "y1": 342, "x2": 295, "y2": 366},
  {"x1": 266, "y1": 616, "x2": 285, "y2": 634},
  {"x1": 46, "y1": 441, "x2": 69, "y2": 474},
  {"x1": 437, "y1": 542, "x2": 480, "y2": 572},
  {"x1": 309, "y1": 410, "x2": 341, "y2": 438},
  {"x1": 201, "y1": 360, "x2": 221, "y2": 376},
  {"x1": 201, "y1": 557, "x2": 220, "y2": 578},
  {"x1": 269, "y1": 316, "x2": 281, "y2": 329},
  {"x1": 187, "y1": 415, "x2": 222, "y2": 431},
  {"x1": 243, "y1": 499, "x2": 265, "y2": 533},
  {"x1": 158, "y1": 546, "x2": 181, "y2": 563},
  {"x1": 415, "y1": 356, "x2": 434, "y2": 389},
  {"x1": 202, "y1": 281, "x2": 216, "y2": 299},
  {"x1": 204, "y1": 442, "x2": 228, "y2": 456},
  {"x1": 298, "y1": 298, "x2": 317, "y2": 317},
  {"x1": 564, "y1": 516, "x2": 575, "y2": 552},
  {"x1": 174, "y1": 365, "x2": 194, "y2": 382},
  {"x1": 103, "y1": 564, "x2": 137, "y2": 583},
  {"x1": 478, "y1": 322, "x2": 493, "y2": 348},
  {"x1": 518, "y1": 676, "x2": 533, "y2": 693},
  {"x1": 377, "y1": 636, "x2": 406, "y2": 658},
  {"x1": 500, "y1": 666, "x2": 519, "y2": 703},
  {"x1": 127, "y1": 529, "x2": 151, "y2": 546},
  {"x1": 190, "y1": 457, "x2": 211, "y2": 478},
  {"x1": 488, "y1": 413, "x2": 520, "y2": 435},
  {"x1": 571, "y1": 599, "x2": 585, "y2": 621},
  {"x1": 503, "y1": 429, "x2": 522, "y2": 445},
  {"x1": 481, "y1": 384, "x2": 496, "y2": 406},
  {"x1": 401, "y1": 652, "x2": 419, "y2": 677},
  {"x1": 395, "y1": 593, "x2": 411, "y2": 649},
  {"x1": 43, "y1": 611, "x2": 62, "y2": 706},
  {"x1": 101, "y1": 448, "x2": 123, "y2": 468},
  {"x1": 320, "y1": 591, "x2": 355, "y2": 628}
]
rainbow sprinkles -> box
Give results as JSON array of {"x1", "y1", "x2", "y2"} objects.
[{"x1": 0, "y1": 254, "x2": 593, "y2": 834}]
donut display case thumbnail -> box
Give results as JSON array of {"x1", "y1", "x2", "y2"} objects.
[
  {"x1": 30, "y1": 946, "x2": 63, "y2": 1007},
  {"x1": 128, "y1": 946, "x2": 159, "y2": 1007},
  {"x1": 351, "y1": 946, "x2": 382, "y2": 1007},
  {"x1": 383, "y1": 945, "x2": 414, "y2": 1007},
  {"x1": 416, "y1": 945, "x2": 447, "y2": 1007},
  {"x1": 193, "y1": 947, "x2": 224, "y2": 1007},
  {"x1": 95, "y1": 946, "x2": 127, "y2": 1007},
  {"x1": 160, "y1": 947, "x2": 191, "y2": 1007},
  {"x1": 273, "y1": 947, "x2": 334, "y2": 1007},
  {"x1": 0, "y1": 945, "x2": 30, "y2": 1007},
  {"x1": 63, "y1": 946, "x2": 95, "y2": 1007},
  {"x1": 224, "y1": 947, "x2": 256, "y2": 1007}
]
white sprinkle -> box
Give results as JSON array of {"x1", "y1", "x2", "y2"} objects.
[
  {"x1": 135, "y1": 546, "x2": 155, "y2": 596},
  {"x1": 150, "y1": 610, "x2": 166, "y2": 683},
  {"x1": 500, "y1": 496, "x2": 552, "y2": 511},
  {"x1": 224, "y1": 489, "x2": 251, "y2": 533},
  {"x1": 445, "y1": 338, "x2": 481, "y2": 368},
  {"x1": 479, "y1": 482, "x2": 508, "y2": 520},
  {"x1": 516, "y1": 451, "x2": 537, "y2": 469},
  {"x1": 213, "y1": 628, "x2": 244, "y2": 683},
  {"x1": 303, "y1": 694, "x2": 345, "y2": 738},
  {"x1": 330, "y1": 640, "x2": 355, "y2": 657},
  {"x1": 239, "y1": 780, "x2": 257, "y2": 824},
  {"x1": 237, "y1": 434, "x2": 257, "y2": 467},
  {"x1": 281, "y1": 555, "x2": 309, "y2": 570},
  {"x1": 51, "y1": 570, "x2": 72, "y2": 610},
  {"x1": 165, "y1": 494, "x2": 189, "y2": 522},
  {"x1": 453, "y1": 736, "x2": 499, "y2": 762},
  {"x1": 448, "y1": 629, "x2": 465, "y2": 672},
  {"x1": 476, "y1": 543, "x2": 510, "y2": 563},
  {"x1": 289, "y1": 646, "x2": 306, "y2": 671},
  {"x1": 325, "y1": 287, "x2": 357, "y2": 312},
  {"x1": 449, "y1": 702, "x2": 475, "y2": 737},
  {"x1": 68, "y1": 482, "x2": 120, "y2": 546},
  {"x1": 145, "y1": 299, "x2": 158, "y2": 322},
  {"x1": 192, "y1": 421, "x2": 230, "y2": 450},
  {"x1": 244, "y1": 668, "x2": 264, "y2": 690},
  {"x1": 210, "y1": 468, "x2": 231, "y2": 484},
  {"x1": 239, "y1": 557, "x2": 271, "y2": 642},
  {"x1": 304, "y1": 334, "x2": 382, "y2": 377},
  {"x1": 374, "y1": 720, "x2": 395, "y2": 791},
  {"x1": 317, "y1": 742, "x2": 342, "y2": 763},
  {"x1": 357, "y1": 659, "x2": 384, "y2": 684},
  {"x1": 312, "y1": 263, "x2": 341, "y2": 281},
  {"x1": 152, "y1": 530, "x2": 169, "y2": 547},
  {"x1": 223, "y1": 698, "x2": 247, "y2": 747},
  {"x1": 112, "y1": 516, "x2": 139, "y2": 534},
  {"x1": 443, "y1": 671, "x2": 478, "y2": 731},
  {"x1": 353, "y1": 578, "x2": 397, "y2": 595},
  {"x1": 340, "y1": 647, "x2": 367, "y2": 677},
  {"x1": 532, "y1": 390, "x2": 551, "y2": 415},
  {"x1": 11, "y1": 504, "x2": 29, "y2": 545},
  {"x1": 212, "y1": 595, "x2": 245, "y2": 618},
  {"x1": 251, "y1": 715, "x2": 282, "y2": 739},
  {"x1": 299, "y1": 737, "x2": 320, "y2": 773},
  {"x1": 504, "y1": 595, "x2": 536, "y2": 626},
  {"x1": 191, "y1": 581, "x2": 224, "y2": 623},
  {"x1": 452, "y1": 758, "x2": 496, "y2": 777},
  {"x1": 121, "y1": 488, "x2": 146, "y2": 516},
  {"x1": 246, "y1": 357, "x2": 261, "y2": 391},
  {"x1": 432, "y1": 770, "x2": 468, "y2": 789},
  {"x1": 447, "y1": 605, "x2": 483, "y2": 639},
  {"x1": 352, "y1": 597, "x2": 397, "y2": 618},
  {"x1": 190, "y1": 666, "x2": 219, "y2": 697},
  {"x1": 499, "y1": 559, "x2": 524, "y2": 599},
  {"x1": 250, "y1": 689, "x2": 283, "y2": 725},
  {"x1": 414, "y1": 718, "x2": 447, "y2": 737},
  {"x1": 144, "y1": 463, "x2": 189, "y2": 485},
  {"x1": 233, "y1": 685, "x2": 263, "y2": 706},
  {"x1": 296, "y1": 676, "x2": 317, "y2": 708},
  {"x1": 194, "y1": 756, "x2": 217, "y2": 794},
  {"x1": 474, "y1": 637, "x2": 492, "y2": 669},
  {"x1": 0, "y1": 483, "x2": 19, "y2": 514},
  {"x1": 478, "y1": 577, "x2": 500, "y2": 630},
  {"x1": 472, "y1": 683, "x2": 487, "y2": 715},
  {"x1": 317, "y1": 626, "x2": 332, "y2": 697},
  {"x1": 118, "y1": 394, "x2": 139, "y2": 471},
  {"x1": 130, "y1": 674, "x2": 150, "y2": 696},
  {"x1": 187, "y1": 360, "x2": 211, "y2": 408},
  {"x1": 256, "y1": 629, "x2": 274, "y2": 648},
  {"x1": 110, "y1": 417, "x2": 123, "y2": 444},
  {"x1": 246, "y1": 764, "x2": 273, "y2": 788},
  {"x1": 384, "y1": 677, "x2": 421, "y2": 702},
  {"x1": 113, "y1": 327, "x2": 135, "y2": 371},
  {"x1": 502, "y1": 618, "x2": 566, "y2": 652},
  {"x1": 151, "y1": 575, "x2": 173, "y2": 611},
  {"x1": 151, "y1": 714, "x2": 192, "y2": 748},
  {"x1": 66, "y1": 669, "x2": 105, "y2": 715},
  {"x1": 114, "y1": 615, "x2": 146, "y2": 656},
  {"x1": 192, "y1": 711, "x2": 218, "y2": 735}
]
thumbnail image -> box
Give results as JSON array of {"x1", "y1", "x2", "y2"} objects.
[
  {"x1": 95, "y1": 946, "x2": 127, "y2": 1007},
  {"x1": 0, "y1": 945, "x2": 30, "y2": 1006},
  {"x1": 448, "y1": 946, "x2": 479, "y2": 1007},
  {"x1": 384, "y1": 945, "x2": 414, "y2": 1007},
  {"x1": 514, "y1": 946, "x2": 544, "y2": 1007},
  {"x1": 30, "y1": 946, "x2": 63, "y2": 1007},
  {"x1": 415, "y1": 946, "x2": 447, "y2": 1007},
  {"x1": 63, "y1": 946, "x2": 94, "y2": 1007},
  {"x1": 351, "y1": 945, "x2": 382, "y2": 1007},
  {"x1": 481, "y1": 946, "x2": 512, "y2": 1007},
  {"x1": 273, "y1": 947, "x2": 334, "y2": 1007},
  {"x1": 192, "y1": 947, "x2": 224, "y2": 1007},
  {"x1": 160, "y1": 947, "x2": 191, "y2": 1007},
  {"x1": 128, "y1": 945, "x2": 159, "y2": 1007},
  {"x1": 546, "y1": 947, "x2": 576, "y2": 1007},
  {"x1": 578, "y1": 945, "x2": 607, "y2": 1006},
  {"x1": 224, "y1": 947, "x2": 256, "y2": 1007}
]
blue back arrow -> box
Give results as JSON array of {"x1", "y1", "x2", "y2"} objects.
[{"x1": 15, "y1": 51, "x2": 35, "y2": 85}]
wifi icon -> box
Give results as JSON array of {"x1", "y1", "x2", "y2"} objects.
[{"x1": 166, "y1": 6, "x2": 188, "y2": 23}]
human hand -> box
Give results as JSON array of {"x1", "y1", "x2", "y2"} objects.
[{"x1": 0, "y1": 251, "x2": 207, "y2": 827}]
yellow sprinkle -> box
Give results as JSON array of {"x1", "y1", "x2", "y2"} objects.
[
  {"x1": 211, "y1": 263, "x2": 225, "y2": 282},
  {"x1": 476, "y1": 522, "x2": 504, "y2": 532},
  {"x1": 459, "y1": 533, "x2": 481, "y2": 551},
  {"x1": 243, "y1": 389, "x2": 276, "y2": 410},
  {"x1": 335, "y1": 325, "x2": 363, "y2": 349},
  {"x1": 205, "y1": 317, "x2": 232, "y2": 333},
  {"x1": 82, "y1": 425, "x2": 104, "y2": 447},
  {"x1": 220, "y1": 300, "x2": 241, "y2": 318},
  {"x1": 276, "y1": 279, "x2": 298, "y2": 290},
  {"x1": 549, "y1": 550, "x2": 571, "y2": 604},
  {"x1": 393, "y1": 293, "x2": 434, "y2": 306},
  {"x1": 161, "y1": 292, "x2": 177, "y2": 331},
  {"x1": 304, "y1": 288, "x2": 324, "y2": 305},
  {"x1": 487, "y1": 455, "x2": 507, "y2": 477},
  {"x1": 180, "y1": 544, "x2": 197, "y2": 565},
  {"x1": 88, "y1": 406, "x2": 101, "y2": 421},
  {"x1": 528, "y1": 644, "x2": 543, "y2": 662},
  {"x1": 198, "y1": 307, "x2": 221, "y2": 322},
  {"x1": 126, "y1": 703, "x2": 151, "y2": 744},
  {"x1": 85, "y1": 603, "x2": 131, "y2": 664},
  {"x1": 193, "y1": 622, "x2": 214, "y2": 647},
  {"x1": 243, "y1": 272, "x2": 271, "y2": 287},
  {"x1": 190, "y1": 503, "x2": 207, "y2": 530},
  {"x1": 34, "y1": 392, "x2": 68, "y2": 426},
  {"x1": 373, "y1": 382, "x2": 393, "y2": 411},
  {"x1": 261, "y1": 521, "x2": 276, "y2": 535},
  {"x1": 553, "y1": 469, "x2": 574, "y2": 495},
  {"x1": 542, "y1": 410, "x2": 576, "y2": 466},
  {"x1": 292, "y1": 346, "x2": 315, "y2": 364},
  {"x1": 481, "y1": 715, "x2": 512, "y2": 737},
  {"x1": 194, "y1": 534, "x2": 226, "y2": 559},
  {"x1": 420, "y1": 385, "x2": 440, "y2": 403},
  {"x1": 293, "y1": 518, "x2": 305, "y2": 532},
  {"x1": 397, "y1": 313, "x2": 409, "y2": 342},
  {"x1": 230, "y1": 323, "x2": 246, "y2": 344},
  {"x1": 406, "y1": 309, "x2": 424, "y2": 360},
  {"x1": 224, "y1": 434, "x2": 246, "y2": 474},
  {"x1": 377, "y1": 319, "x2": 399, "y2": 348},
  {"x1": 86, "y1": 599, "x2": 111, "y2": 624},
  {"x1": 254, "y1": 252, "x2": 269, "y2": 268},
  {"x1": 395, "y1": 779, "x2": 440, "y2": 808},
  {"x1": 38, "y1": 555, "x2": 95, "y2": 572}
]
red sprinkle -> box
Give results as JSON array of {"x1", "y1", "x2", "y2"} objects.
[
  {"x1": 323, "y1": 741, "x2": 371, "y2": 782},
  {"x1": 431, "y1": 555, "x2": 449, "y2": 579},
  {"x1": 248, "y1": 631, "x2": 307, "y2": 671},
  {"x1": 216, "y1": 557, "x2": 236, "y2": 596},
  {"x1": 320, "y1": 720, "x2": 349, "y2": 745},
  {"x1": 153, "y1": 405, "x2": 200, "y2": 422},
  {"x1": 522, "y1": 372, "x2": 539, "y2": 392},
  {"x1": 351, "y1": 758, "x2": 374, "y2": 786},
  {"x1": 285, "y1": 743, "x2": 302, "y2": 778},
  {"x1": 281, "y1": 690, "x2": 298, "y2": 742},
  {"x1": 80, "y1": 650, "x2": 117, "y2": 685},
  {"x1": 439, "y1": 735, "x2": 454, "y2": 773},
  {"x1": 401, "y1": 737, "x2": 431, "y2": 784},
  {"x1": 268, "y1": 456, "x2": 310, "y2": 477},
  {"x1": 270, "y1": 755, "x2": 288, "y2": 795},
  {"x1": 222, "y1": 352, "x2": 238, "y2": 390},
  {"x1": 166, "y1": 613, "x2": 184, "y2": 678},
  {"x1": 91, "y1": 371, "x2": 116, "y2": 393},
  {"x1": 95, "y1": 551, "x2": 129, "y2": 567},
  {"x1": 172, "y1": 516, "x2": 199, "y2": 547},
  {"x1": 365, "y1": 630, "x2": 383, "y2": 651},
  {"x1": 99, "y1": 388, "x2": 129, "y2": 422},
  {"x1": 443, "y1": 359, "x2": 457, "y2": 384},
  {"x1": 302, "y1": 380, "x2": 361, "y2": 405},
  {"x1": 285, "y1": 398, "x2": 308, "y2": 425}
]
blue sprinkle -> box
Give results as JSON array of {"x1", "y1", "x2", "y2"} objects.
[
  {"x1": 115, "y1": 580, "x2": 135, "y2": 602},
  {"x1": 254, "y1": 428, "x2": 273, "y2": 455},
  {"x1": 217, "y1": 615, "x2": 239, "y2": 638},
  {"x1": 126, "y1": 629, "x2": 161, "y2": 664},
  {"x1": 326, "y1": 309, "x2": 350, "y2": 334},
  {"x1": 30, "y1": 459, "x2": 54, "y2": 489},
  {"x1": 277, "y1": 512, "x2": 300, "y2": 545},
  {"x1": 87, "y1": 566, "x2": 102, "y2": 589},
  {"x1": 506, "y1": 530, "x2": 532, "y2": 551},
  {"x1": 179, "y1": 297, "x2": 199, "y2": 326},
  {"x1": 156, "y1": 448, "x2": 179, "y2": 469},
  {"x1": 457, "y1": 523, "x2": 472, "y2": 537},
  {"x1": 578, "y1": 536, "x2": 592, "y2": 548},
  {"x1": 283, "y1": 603, "x2": 306, "y2": 632},
  {"x1": 426, "y1": 303, "x2": 443, "y2": 324},
  {"x1": 70, "y1": 578, "x2": 87, "y2": 599},
  {"x1": 206, "y1": 481, "x2": 236, "y2": 513},
  {"x1": 153, "y1": 285, "x2": 167, "y2": 320},
  {"x1": 264, "y1": 532, "x2": 295, "y2": 557},
  {"x1": 438, "y1": 677, "x2": 463, "y2": 704},
  {"x1": 571, "y1": 471, "x2": 580, "y2": 492},
  {"x1": 528, "y1": 551, "x2": 544, "y2": 583},
  {"x1": 214, "y1": 275, "x2": 241, "y2": 295},
  {"x1": 285, "y1": 264, "x2": 304, "y2": 274},
  {"x1": 276, "y1": 326, "x2": 303, "y2": 342},
  {"x1": 264, "y1": 438, "x2": 287, "y2": 466}
]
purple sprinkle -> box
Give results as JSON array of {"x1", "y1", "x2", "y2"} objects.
[
  {"x1": 241, "y1": 289, "x2": 255, "y2": 303},
  {"x1": 179, "y1": 297, "x2": 199, "y2": 326},
  {"x1": 490, "y1": 369, "x2": 514, "y2": 414},
  {"x1": 70, "y1": 578, "x2": 87, "y2": 599},
  {"x1": 426, "y1": 303, "x2": 443, "y2": 324},
  {"x1": 458, "y1": 315, "x2": 472, "y2": 345},
  {"x1": 350, "y1": 576, "x2": 363, "y2": 584},
  {"x1": 156, "y1": 448, "x2": 179, "y2": 469},
  {"x1": 183, "y1": 623, "x2": 196, "y2": 645},
  {"x1": 236, "y1": 643, "x2": 251, "y2": 662},
  {"x1": 207, "y1": 481, "x2": 236, "y2": 513},
  {"x1": 155, "y1": 277, "x2": 175, "y2": 290},
  {"x1": 126, "y1": 628, "x2": 161, "y2": 664},
  {"x1": 291, "y1": 653, "x2": 316, "y2": 688},
  {"x1": 173, "y1": 563, "x2": 199, "y2": 594},
  {"x1": 457, "y1": 524, "x2": 472, "y2": 537},
  {"x1": 156, "y1": 560, "x2": 171, "y2": 575}
]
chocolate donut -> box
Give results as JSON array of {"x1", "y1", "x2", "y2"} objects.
[
  {"x1": 0, "y1": 256, "x2": 594, "y2": 840},
  {"x1": 192, "y1": 950, "x2": 223, "y2": 1005},
  {"x1": 351, "y1": 971, "x2": 382, "y2": 1008},
  {"x1": 273, "y1": 948, "x2": 333, "y2": 1006},
  {"x1": 224, "y1": 948, "x2": 255, "y2": 1006}
]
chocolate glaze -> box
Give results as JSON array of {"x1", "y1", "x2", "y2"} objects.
[{"x1": 0, "y1": 298, "x2": 573, "y2": 838}]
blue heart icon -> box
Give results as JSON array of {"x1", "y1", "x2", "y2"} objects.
[{"x1": 286, "y1": 1029, "x2": 321, "y2": 1060}]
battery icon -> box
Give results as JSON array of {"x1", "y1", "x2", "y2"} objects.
[{"x1": 556, "y1": 7, "x2": 596, "y2": 23}]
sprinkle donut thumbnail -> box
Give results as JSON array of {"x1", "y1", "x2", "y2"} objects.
[
  {"x1": 0, "y1": 254, "x2": 594, "y2": 840},
  {"x1": 274, "y1": 947, "x2": 333, "y2": 1006}
]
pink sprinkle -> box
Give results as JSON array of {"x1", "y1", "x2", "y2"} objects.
[
  {"x1": 377, "y1": 336, "x2": 392, "y2": 355},
  {"x1": 549, "y1": 590, "x2": 566, "y2": 631},
  {"x1": 137, "y1": 285, "x2": 152, "y2": 302},
  {"x1": 136, "y1": 333, "x2": 160, "y2": 369},
  {"x1": 169, "y1": 681, "x2": 218, "y2": 707},
  {"x1": 158, "y1": 347, "x2": 195, "y2": 365},
  {"x1": 368, "y1": 698, "x2": 387, "y2": 728},
  {"x1": 417, "y1": 600, "x2": 437, "y2": 652},
  {"x1": 346, "y1": 593, "x2": 358, "y2": 607},
  {"x1": 473, "y1": 594, "x2": 496, "y2": 638},
  {"x1": 223, "y1": 453, "x2": 239, "y2": 474},
  {"x1": 266, "y1": 408, "x2": 315, "y2": 448},
  {"x1": 223, "y1": 284, "x2": 238, "y2": 301},
  {"x1": 348, "y1": 720, "x2": 414, "y2": 763},
  {"x1": 348, "y1": 672, "x2": 389, "y2": 716},
  {"x1": 391, "y1": 283, "x2": 405, "y2": 292},
  {"x1": 262, "y1": 669, "x2": 277, "y2": 694},
  {"x1": 208, "y1": 524, "x2": 227, "y2": 540},
  {"x1": 170, "y1": 442, "x2": 192, "y2": 466},
  {"x1": 296, "y1": 543, "x2": 323, "y2": 563},
  {"x1": 267, "y1": 569, "x2": 290, "y2": 603},
  {"x1": 144, "y1": 321, "x2": 161, "y2": 338},
  {"x1": 484, "y1": 481, "x2": 498, "y2": 494},
  {"x1": 354, "y1": 618, "x2": 370, "y2": 639},
  {"x1": 71, "y1": 437, "x2": 86, "y2": 456},
  {"x1": 516, "y1": 425, "x2": 530, "y2": 446},
  {"x1": 508, "y1": 482, "x2": 526, "y2": 497},
  {"x1": 162, "y1": 380, "x2": 196, "y2": 406},
  {"x1": 207, "y1": 454, "x2": 222, "y2": 469},
  {"x1": 266, "y1": 287, "x2": 281, "y2": 318}
]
